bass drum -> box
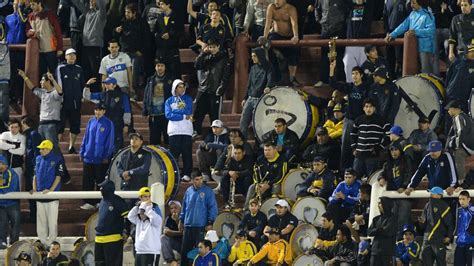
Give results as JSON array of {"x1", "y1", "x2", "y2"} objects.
[
  {"x1": 395, "y1": 75, "x2": 445, "y2": 135},
  {"x1": 5, "y1": 240, "x2": 42, "y2": 266},
  {"x1": 368, "y1": 169, "x2": 386, "y2": 226},
  {"x1": 469, "y1": 88, "x2": 474, "y2": 120},
  {"x1": 213, "y1": 211, "x2": 242, "y2": 245},
  {"x1": 291, "y1": 197, "x2": 326, "y2": 227},
  {"x1": 253, "y1": 87, "x2": 319, "y2": 147},
  {"x1": 292, "y1": 254, "x2": 324, "y2": 266},
  {"x1": 85, "y1": 212, "x2": 99, "y2": 241},
  {"x1": 260, "y1": 197, "x2": 281, "y2": 220},
  {"x1": 107, "y1": 145, "x2": 180, "y2": 201},
  {"x1": 281, "y1": 169, "x2": 310, "y2": 202},
  {"x1": 289, "y1": 223, "x2": 319, "y2": 257},
  {"x1": 71, "y1": 241, "x2": 95, "y2": 265}
]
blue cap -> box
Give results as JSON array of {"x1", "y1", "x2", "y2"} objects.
[
  {"x1": 427, "y1": 140, "x2": 443, "y2": 152},
  {"x1": 428, "y1": 186, "x2": 444, "y2": 195},
  {"x1": 358, "y1": 240, "x2": 370, "y2": 252},
  {"x1": 402, "y1": 224, "x2": 416, "y2": 235},
  {"x1": 390, "y1": 125, "x2": 403, "y2": 136},
  {"x1": 102, "y1": 76, "x2": 117, "y2": 85},
  {"x1": 0, "y1": 155, "x2": 7, "y2": 165}
]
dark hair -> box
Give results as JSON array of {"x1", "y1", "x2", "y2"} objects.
[
  {"x1": 322, "y1": 212, "x2": 334, "y2": 222},
  {"x1": 41, "y1": 73, "x2": 50, "y2": 82},
  {"x1": 200, "y1": 239, "x2": 213, "y2": 249},
  {"x1": 207, "y1": 38, "x2": 220, "y2": 46},
  {"x1": 21, "y1": 116, "x2": 36, "y2": 128},
  {"x1": 360, "y1": 184, "x2": 372, "y2": 195},
  {"x1": 108, "y1": 39, "x2": 120, "y2": 47},
  {"x1": 415, "y1": 0, "x2": 429, "y2": 8},
  {"x1": 338, "y1": 225, "x2": 351, "y2": 239},
  {"x1": 460, "y1": 191, "x2": 471, "y2": 198},
  {"x1": 30, "y1": 0, "x2": 45, "y2": 7},
  {"x1": 263, "y1": 142, "x2": 276, "y2": 148},
  {"x1": 234, "y1": 145, "x2": 245, "y2": 152},
  {"x1": 461, "y1": 0, "x2": 472, "y2": 4},
  {"x1": 51, "y1": 241, "x2": 60, "y2": 247},
  {"x1": 363, "y1": 98, "x2": 377, "y2": 107},
  {"x1": 191, "y1": 170, "x2": 202, "y2": 179},
  {"x1": 249, "y1": 198, "x2": 259, "y2": 206},
  {"x1": 274, "y1": 118, "x2": 287, "y2": 125},
  {"x1": 125, "y1": 3, "x2": 138, "y2": 13},
  {"x1": 161, "y1": 0, "x2": 172, "y2": 5},
  {"x1": 208, "y1": 0, "x2": 218, "y2": 4},
  {"x1": 352, "y1": 66, "x2": 364, "y2": 76},
  {"x1": 229, "y1": 129, "x2": 245, "y2": 140},
  {"x1": 155, "y1": 57, "x2": 167, "y2": 66},
  {"x1": 8, "y1": 118, "x2": 20, "y2": 126}
]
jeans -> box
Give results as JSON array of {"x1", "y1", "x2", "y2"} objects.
[
  {"x1": 240, "y1": 97, "x2": 259, "y2": 140},
  {"x1": 149, "y1": 115, "x2": 168, "y2": 145},
  {"x1": 193, "y1": 92, "x2": 222, "y2": 135},
  {"x1": 180, "y1": 227, "x2": 205, "y2": 266},
  {"x1": 196, "y1": 148, "x2": 223, "y2": 177},
  {"x1": 169, "y1": 135, "x2": 193, "y2": 177},
  {"x1": 0, "y1": 83, "x2": 9, "y2": 125},
  {"x1": 0, "y1": 204, "x2": 20, "y2": 245},
  {"x1": 454, "y1": 149, "x2": 469, "y2": 184},
  {"x1": 419, "y1": 52, "x2": 434, "y2": 74},
  {"x1": 128, "y1": 52, "x2": 144, "y2": 96},
  {"x1": 135, "y1": 254, "x2": 160, "y2": 266},
  {"x1": 386, "y1": 45, "x2": 403, "y2": 79},
  {"x1": 353, "y1": 156, "x2": 379, "y2": 180},
  {"x1": 161, "y1": 234, "x2": 182, "y2": 262},
  {"x1": 9, "y1": 50, "x2": 25, "y2": 101},
  {"x1": 38, "y1": 123, "x2": 60, "y2": 154},
  {"x1": 39, "y1": 51, "x2": 58, "y2": 75},
  {"x1": 82, "y1": 46, "x2": 102, "y2": 92},
  {"x1": 83, "y1": 163, "x2": 108, "y2": 205},
  {"x1": 454, "y1": 245, "x2": 473, "y2": 266}
]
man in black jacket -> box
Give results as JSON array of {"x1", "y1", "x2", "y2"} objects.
[
  {"x1": 192, "y1": 39, "x2": 231, "y2": 136},
  {"x1": 369, "y1": 67, "x2": 400, "y2": 125},
  {"x1": 367, "y1": 197, "x2": 397, "y2": 266},
  {"x1": 42, "y1": 241, "x2": 68, "y2": 265},
  {"x1": 296, "y1": 156, "x2": 336, "y2": 201},
  {"x1": 448, "y1": 0, "x2": 474, "y2": 61},
  {"x1": 262, "y1": 118, "x2": 300, "y2": 162},
  {"x1": 116, "y1": 133, "x2": 151, "y2": 192},
  {"x1": 301, "y1": 127, "x2": 340, "y2": 171}
]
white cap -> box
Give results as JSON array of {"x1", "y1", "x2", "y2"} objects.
[
  {"x1": 275, "y1": 199, "x2": 290, "y2": 210},
  {"x1": 211, "y1": 119, "x2": 223, "y2": 128},
  {"x1": 205, "y1": 230, "x2": 219, "y2": 242},
  {"x1": 65, "y1": 48, "x2": 76, "y2": 55},
  {"x1": 168, "y1": 200, "x2": 182, "y2": 208}
]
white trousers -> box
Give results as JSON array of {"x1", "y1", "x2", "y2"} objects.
[
  {"x1": 343, "y1": 46, "x2": 367, "y2": 83},
  {"x1": 36, "y1": 200, "x2": 59, "y2": 245}
]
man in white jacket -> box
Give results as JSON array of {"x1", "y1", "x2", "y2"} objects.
[
  {"x1": 128, "y1": 187, "x2": 163, "y2": 266},
  {"x1": 0, "y1": 119, "x2": 26, "y2": 187}
]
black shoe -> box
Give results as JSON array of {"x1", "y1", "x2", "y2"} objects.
[
  {"x1": 290, "y1": 77, "x2": 302, "y2": 87},
  {"x1": 68, "y1": 147, "x2": 77, "y2": 154}
]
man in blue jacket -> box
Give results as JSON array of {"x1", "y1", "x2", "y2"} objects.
[
  {"x1": 0, "y1": 154, "x2": 20, "y2": 249},
  {"x1": 192, "y1": 240, "x2": 220, "y2": 266},
  {"x1": 395, "y1": 224, "x2": 421, "y2": 266},
  {"x1": 327, "y1": 168, "x2": 362, "y2": 224},
  {"x1": 179, "y1": 171, "x2": 218, "y2": 266},
  {"x1": 79, "y1": 103, "x2": 115, "y2": 210},
  {"x1": 385, "y1": 0, "x2": 436, "y2": 73},
  {"x1": 455, "y1": 190, "x2": 474, "y2": 266}
]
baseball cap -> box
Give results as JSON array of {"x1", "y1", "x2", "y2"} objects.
[
  {"x1": 468, "y1": 40, "x2": 474, "y2": 53},
  {"x1": 316, "y1": 127, "x2": 328, "y2": 135},
  {"x1": 373, "y1": 67, "x2": 389, "y2": 79},
  {"x1": 444, "y1": 99, "x2": 462, "y2": 110},
  {"x1": 65, "y1": 48, "x2": 76, "y2": 55},
  {"x1": 102, "y1": 76, "x2": 117, "y2": 85},
  {"x1": 344, "y1": 168, "x2": 357, "y2": 176},
  {"x1": 236, "y1": 230, "x2": 247, "y2": 237},
  {"x1": 138, "y1": 187, "x2": 151, "y2": 197},
  {"x1": 14, "y1": 252, "x2": 32, "y2": 262},
  {"x1": 0, "y1": 154, "x2": 7, "y2": 165},
  {"x1": 211, "y1": 120, "x2": 224, "y2": 128},
  {"x1": 275, "y1": 199, "x2": 290, "y2": 210},
  {"x1": 313, "y1": 155, "x2": 327, "y2": 163},
  {"x1": 205, "y1": 230, "x2": 219, "y2": 242},
  {"x1": 98, "y1": 179, "x2": 113, "y2": 187},
  {"x1": 402, "y1": 224, "x2": 416, "y2": 235},
  {"x1": 94, "y1": 102, "x2": 107, "y2": 110},
  {"x1": 168, "y1": 200, "x2": 182, "y2": 208},
  {"x1": 428, "y1": 186, "x2": 444, "y2": 195},
  {"x1": 129, "y1": 132, "x2": 144, "y2": 140},
  {"x1": 358, "y1": 240, "x2": 370, "y2": 252},
  {"x1": 427, "y1": 140, "x2": 443, "y2": 152},
  {"x1": 389, "y1": 125, "x2": 403, "y2": 136},
  {"x1": 37, "y1": 140, "x2": 53, "y2": 150},
  {"x1": 333, "y1": 103, "x2": 343, "y2": 112}
]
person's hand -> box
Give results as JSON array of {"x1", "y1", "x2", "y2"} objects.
[
  {"x1": 233, "y1": 238, "x2": 241, "y2": 247},
  {"x1": 136, "y1": 51, "x2": 143, "y2": 57},
  {"x1": 455, "y1": 186, "x2": 464, "y2": 193},
  {"x1": 355, "y1": 215, "x2": 364, "y2": 224},
  {"x1": 17, "y1": 69, "x2": 26, "y2": 78},
  {"x1": 249, "y1": 230, "x2": 257, "y2": 238},
  {"x1": 229, "y1": 171, "x2": 238, "y2": 180},
  {"x1": 205, "y1": 225, "x2": 213, "y2": 231},
  {"x1": 314, "y1": 239, "x2": 324, "y2": 249},
  {"x1": 309, "y1": 188, "x2": 319, "y2": 195},
  {"x1": 28, "y1": 29, "x2": 37, "y2": 38},
  {"x1": 418, "y1": 215, "x2": 425, "y2": 224},
  {"x1": 446, "y1": 186, "x2": 455, "y2": 195},
  {"x1": 242, "y1": 30, "x2": 250, "y2": 39},
  {"x1": 449, "y1": 51, "x2": 456, "y2": 62},
  {"x1": 264, "y1": 87, "x2": 271, "y2": 94},
  {"x1": 162, "y1": 33, "x2": 169, "y2": 40},
  {"x1": 352, "y1": 150, "x2": 357, "y2": 157},
  {"x1": 443, "y1": 237, "x2": 450, "y2": 244},
  {"x1": 123, "y1": 126, "x2": 129, "y2": 135},
  {"x1": 29, "y1": 189, "x2": 35, "y2": 195},
  {"x1": 115, "y1": 26, "x2": 123, "y2": 33},
  {"x1": 339, "y1": 192, "x2": 346, "y2": 199},
  {"x1": 275, "y1": 145, "x2": 282, "y2": 152},
  {"x1": 326, "y1": 258, "x2": 336, "y2": 266},
  {"x1": 46, "y1": 72, "x2": 55, "y2": 81},
  {"x1": 56, "y1": 50, "x2": 63, "y2": 57},
  {"x1": 345, "y1": 220, "x2": 353, "y2": 229},
  {"x1": 257, "y1": 36, "x2": 267, "y2": 46},
  {"x1": 378, "y1": 178, "x2": 386, "y2": 187},
  {"x1": 259, "y1": 183, "x2": 270, "y2": 193},
  {"x1": 122, "y1": 233, "x2": 128, "y2": 242},
  {"x1": 42, "y1": 189, "x2": 50, "y2": 194},
  {"x1": 307, "y1": 5, "x2": 314, "y2": 12},
  {"x1": 405, "y1": 187, "x2": 414, "y2": 195},
  {"x1": 406, "y1": 30, "x2": 415, "y2": 37},
  {"x1": 397, "y1": 188, "x2": 405, "y2": 194},
  {"x1": 384, "y1": 33, "x2": 393, "y2": 43},
  {"x1": 186, "y1": 115, "x2": 193, "y2": 121},
  {"x1": 178, "y1": 221, "x2": 184, "y2": 231},
  {"x1": 291, "y1": 36, "x2": 299, "y2": 45},
  {"x1": 122, "y1": 171, "x2": 131, "y2": 181},
  {"x1": 47, "y1": 251, "x2": 55, "y2": 259},
  {"x1": 441, "y1": 2, "x2": 447, "y2": 13},
  {"x1": 86, "y1": 78, "x2": 97, "y2": 85}
]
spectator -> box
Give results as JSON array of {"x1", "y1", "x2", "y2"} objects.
[
  {"x1": 228, "y1": 230, "x2": 258, "y2": 265},
  {"x1": 301, "y1": 127, "x2": 340, "y2": 171},
  {"x1": 369, "y1": 67, "x2": 400, "y2": 125},
  {"x1": 117, "y1": 132, "x2": 151, "y2": 191},
  {"x1": 368, "y1": 197, "x2": 397, "y2": 265},
  {"x1": 262, "y1": 118, "x2": 299, "y2": 161},
  {"x1": 99, "y1": 40, "x2": 133, "y2": 95},
  {"x1": 143, "y1": 58, "x2": 173, "y2": 145},
  {"x1": 243, "y1": 143, "x2": 288, "y2": 207},
  {"x1": 260, "y1": 0, "x2": 300, "y2": 85},
  {"x1": 0, "y1": 154, "x2": 20, "y2": 249},
  {"x1": 263, "y1": 199, "x2": 298, "y2": 242},
  {"x1": 179, "y1": 172, "x2": 218, "y2": 266},
  {"x1": 248, "y1": 228, "x2": 292, "y2": 265},
  {"x1": 239, "y1": 198, "x2": 268, "y2": 246},
  {"x1": 56, "y1": 48, "x2": 86, "y2": 154},
  {"x1": 242, "y1": 0, "x2": 273, "y2": 41},
  {"x1": 360, "y1": 45, "x2": 389, "y2": 84},
  {"x1": 153, "y1": 0, "x2": 181, "y2": 79},
  {"x1": 128, "y1": 187, "x2": 163, "y2": 265},
  {"x1": 18, "y1": 70, "x2": 63, "y2": 155},
  {"x1": 455, "y1": 190, "x2": 474, "y2": 266},
  {"x1": 161, "y1": 200, "x2": 183, "y2": 266},
  {"x1": 219, "y1": 145, "x2": 255, "y2": 209},
  {"x1": 0, "y1": 39, "x2": 9, "y2": 132},
  {"x1": 323, "y1": 225, "x2": 357, "y2": 266},
  {"x1": 196, "y1": 119, "x2": 229, "y2": 182},
  {"x1": 406, "y1": 140, "x2": 457, "y2": 195},
  {"x1": 26, "y1": 0, "x2": 63, "y2": 74},
  {"x1": 193, "y1": 39, "x2": 231, "y2": 136},
  {"x1": 57, "y1": 0, "x2": 84, "y2": 57},
  {"x1": 408, "y1": 116, "x2": 438, "y2": 166},
  {"x1": 84, "y1": 76, "x2": 132, "y2": 154},
  {"x1": 165, "y1": 79, "x2": 194, "y2": 182},
  {"x1": 213, "y1": 129, "x2": 254, "y2": 175},
  {"x1": 94, "y1": 179, "x2": 129, "y2": 265},
  {"x1": 240, "y1": 47, "x2": 274, "y2": 140},
  {"x1": 296, "y1": 156, "x2": 336, "y2": 201},
  {"x1": 312, "y1": 212, "x2": 338, "y2": 259},
  {"x1": 79, "y1": 103, "x2": 115, "y2": 210},
  {"x1": 351, "y1": 98, "x2": 390, "y2": 179},
  {"x1": 187, "y1": 230, "x2": 230, "y2": 262},
  {"x1": 114, "y1": 3, "x2": 151, "y2": 100},
  {"x1": 195, "y1": 9, "x2": 233, "y2": 53},
  {"x1": 395, "y1": 224, "x2": 421, "y2": 266},
  {"x1": 448, "y1": 0, "x2": 473, "y2": 61},
  {"x1": 0, "y1": 119, "x2": 25, "y2": 181},
  {"x1": 383, "y1": 0, "x2": 409, "y2": 78},
  {"x1": 323, "y1": 103, "x2": 344, "y2": 142},
  {"x1": 142, "y1": 0, "x2": 160, "y2": 32},
  {"x1": 346, "y1": 183, "x2": 371, "y2": 237},
  {"x1": 21, "y1": 116, "x2": 43, "y2": 222},
  {"x1": 385, "y1": 0, "x2": 436, "y2": 74},
  {"x1": 327, "y1": 168, "x2": 361, "y2": 225},
  {"x1": 14, "y1": 252, "x2": 32, "y2": 265},
  {"x1": 388, "y1": 125, "x2": 415, "y2": 162},
  {"x1": 192, "y1": 240, "x2": 220, "y2": 266},
  {"x1": 33, "y1": 140, "x2": 65, "y2": 246},
  {"x1": 42, "y1": 241, "x2": 68, "y2": 265},
  {"x1": 417, "y1": 186, "x2": 454, "y2": 266}
]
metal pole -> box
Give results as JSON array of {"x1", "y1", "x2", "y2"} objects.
[{"x1": 0, "y1": 191, "x2": 139, "y2": 199}]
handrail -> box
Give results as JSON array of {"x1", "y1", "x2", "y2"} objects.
[{"x1": 0, "y1": 191, "x2": 139, "y2": 199}]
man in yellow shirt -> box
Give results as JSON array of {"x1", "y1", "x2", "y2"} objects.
[
  {"x1": 228, "y1": 230, "x2": 257, "y2": 265},
  {"x1": 323, "y1": 103, "x2": 344, "y2": 141},
  {"x1": 247, "y1": 228, "x2": 292, "y2": 266}
]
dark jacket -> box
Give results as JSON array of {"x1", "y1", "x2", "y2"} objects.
[
  {"x1": 330, "y1": 77, "x2": 369, "y2": 120},
  {"x1": 326, "y1": 239, "x2": 357, "y2": 264},
  {"x1": 301, "y1": 139, "x2": 340, "y2": 171},
  {"x1": 445, "y1": 56, "x2": 474, "y2": 104},
  {"x1": 56, "y1": 63, "x2": 84, "y2": 111},
  {"x1": 380, "y1": 152, "x2": 415, "y2": 190},
  {"x1": 369, "y1": 81, "x2": 401, "y2": 124},
  {"x1": 80, "y1": 116, "x2": 115, "y2": 164},
  {"x1": 143, "y1": 72, "x2": 174, "y2": 116},
  {"x1": 346, "y1": 2, "x2": 373, "y2": 38},
  {"x1": 262, "y1": 128, "x2": 300, "y2": 161},
  {"x1": 225, "y1": 155, "x2": 255, "y2": 180},
  {"x1": 360, "y1": 57, "x2": 388, "y2": 84},
  {"x1": 91, "y1": 88, "x2": 132, "y2": 129},
  {"x1": 448, "y1": 11, "x2": 474, "y2": 52},
  {"x1": 214, "y1": 142, "x2": 254, "y2": 170},
  {"x1": 368, "y1": 197, "x2": 397, "y2": 256},
  {"x1": 24, "y1": 128, "x2": 43, "y2": 171},
  {"x1": 296, "y1": 167, "x2": 336, "y2": 201},
  {"x1": 96, "y1": 180, "x2": 129, "y2": 239},
  {"x1": 117, "y1": 146, "x2": 152, "y2": 190},
  {"x1": 255, "y1": 152, "x2": 288, "y2": 186},
  {"x1": 408, "y1": 152, "x2": 457, "y2": 189},
  {"x1": 195, "y1": 50, "x2": 231, "y2": 96},
  {"x1": 383, "y1": 0, "x2": 410, "y2": 32},
  {"x1": 316, "y1": 0, "x2": 350, "y2": 35},
  {"x1": 115, "y1": 17, "x2": 151, "y2": 53},
  {"x1": 429, "y1": 0, "x2": 459, "y2": 29},
  {"x1": 448, "y1": 112, "x2": 474, "y2": 155},
  {"x1": 200, "y1": 129, "x2": 230, "y2": 152},
  {"x1": 239, "y1": 210, "x2": 267, "y2": 237},
  {"x1": 42, "y1": 253, "x2": 69, "y2": 266},
  {"x1": 418, "y1": 197, "x2": 454, "y2": 244},
  {"x1": 348, "y1": 199, "x2": 370, "y2": 235},
  {"x1": 245, "y1": 47, "x2": 274, "y2": 99},
  {"x1": 153, "y1": 10, "x2": 180, "y2": 49}
]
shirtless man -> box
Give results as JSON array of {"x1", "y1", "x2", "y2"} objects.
[{"x1": 259, "y1": 0, "x2": 300, "y2": 86}]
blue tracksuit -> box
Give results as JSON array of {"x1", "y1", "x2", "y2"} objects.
[
  {"x1": 456, "y1": 205, "x2": 474, "y2": 247},
  {"x1": 390, "y1": 8, "x2": 436, "y2": 53},
  {"x1": 180, "y1": 185, "x2": 218, "y2": 227},
  {"x1": 0, "y1": 168, "x2": 20, "y2": 206},
  {"x1": 193, "y1": 251, "x2": 221, "y2": 266},
  {"x1": 408, "y1": 153, "x2": 457, "y2": 189},
  {"x1": 395, "y1": 240, "x2": 421, "y2": 265},
  {"x1": 187, "y1": 237, "x2": 230, "y2": 260},
  {"x1": 329, "y1": 180, "x2": 361, "y2": 207},
  {"x1": 80, "y1": 116, "x2": 115, "y2": 164},
  {"x1": 35, "y1": 152, "x2": 65, "y2": 192}
]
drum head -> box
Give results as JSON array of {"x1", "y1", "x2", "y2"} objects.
[
  {"x1": 5, "y1": 240, "x2": 42, "y2": 266},
  {"x1": 253, "y1": 87, "x2": 319, "y2": 146},
  {"x1": 260, "y1": 197, "x2": 280, "y2": 220},
  {"x1": 469, "y1": 88, "x2": 474, "y2": 120},
  {"x1": 71, "y1": 241, "x2": 96, "y2": 265},
  {"x1": 282, "y1": 169, "x2": 309, "y2": 202},
  {"x1": 395, "y1": 76, "x2": 444, "y2": 135},
  {"x1": 289, "y1": 224, "x2": 319, "y2": 257},
  {"x1": 85, "y1": 212, "x2": 99, "y2": 241},
  {"x1": 417, "y1": 73, "x2": 446, "y2": 98},
  {"x1": 291, "y1": 197, "x2": 326, "y2": 227},
  {"x1": 292, "y1": 254, "x2": 324, "y2": 266},
  {"x1": 213, "y1": 211, "x2": 242, "y2": 245}
]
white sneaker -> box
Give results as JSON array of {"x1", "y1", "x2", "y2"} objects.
[
  {"x1": 80, "y1": 203, "x2": 96, "y2": 210},
  {"x1": 313, "y1": 81, "x2": 328, "y2": 87},
  {"x1": 181, "y1": 175, "x2": 191, "y2": 182}
]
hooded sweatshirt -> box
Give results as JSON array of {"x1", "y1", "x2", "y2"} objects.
[
  {"x1": 245, "y1": 47, "x2": 274, "y2": 99},
  {"x1": 164, "y1": 79, "x2": 193, "y2": 137},
  {"x1": 367, "y1": 197, "x2": 397, "y2": 256},
  {"x1": 128, "y1": 204, "x2": 163, "y2": 254}
]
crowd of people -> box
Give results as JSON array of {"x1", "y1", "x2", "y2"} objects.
[{"x1": 0, "y1": 0, "x2": 473, "y2": 265}]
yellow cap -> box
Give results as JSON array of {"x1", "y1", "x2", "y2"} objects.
[
  {"x1": 138, "y1": 187, "x2": 151, "y2": 197},
  {"x1": 37, "y1": 140, "x2": 53, "y2": 150}
]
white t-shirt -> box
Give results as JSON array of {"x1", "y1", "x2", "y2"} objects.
[{"x1": 99, "y1": 52, "x2": 132, "y2": 88}]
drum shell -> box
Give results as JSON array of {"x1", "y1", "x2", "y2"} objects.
[
  {"x1": 292, "y1": 254, "x2": 324, "y2": 266},
  {"x1": 469, "y1": 88, "x2": 474, "y2": 119},
  {"x1": 213, "y1": 211, "x2": 242, "y2": 245},
  {"x1": 281, "y1": 169, "x2": 310, "y2": 202},
  {"x1": 291, "y1": 197, "x2": 326, "y2": 227},
  {"x1": 6, "y1": 240, "x2": 42, "y2": 266},
  {"x1": 289, "y1": 223, "x2": 319, "y2": 257},
  {"x1": 260, "y1": 197, "x2": 286, "y2": 220},
  {"x1": 85, "y1": 212, "x2": 99, "y2": 241},
  {"x1": 71, "y1": 241, "x2": 96, "y2": 264}
]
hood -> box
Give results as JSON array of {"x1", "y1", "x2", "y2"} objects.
[
  {"x1": 380, "y1": 197, "x2": 394, "y2": 216},
  {"x1": 252, "y1": 47, "x2": 270, "y2": 68},
  {"x1": 100, "y1": 179, "x2": 115, "y2": 198},
  {"x1": 171, "y1": 79, "x2": 185, "y2": 96}
]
